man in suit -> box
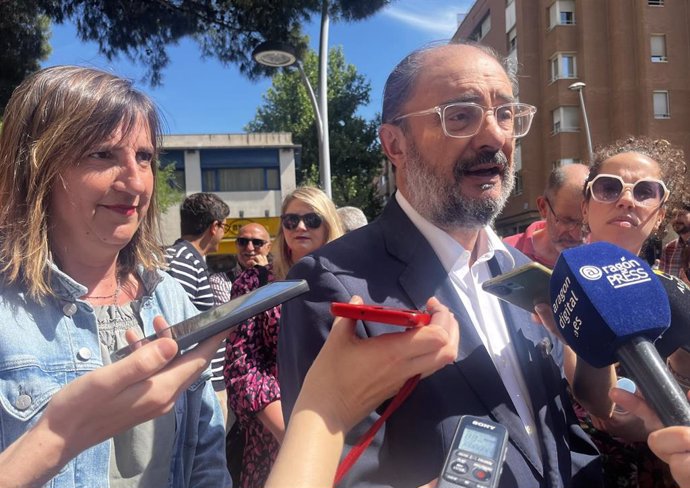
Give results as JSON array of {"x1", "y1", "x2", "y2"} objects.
[{"x1": 278, "y1": 41, "x2": 602, "y2": 488}]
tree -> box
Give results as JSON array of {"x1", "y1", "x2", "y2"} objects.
[
  {"x1": 0, "y1": 1, "x2": 52, "y2": 113},
  {"x1": 246, "y1": 46, "x2": 383, "y2": 218},
  {"x1": 156, "y1": 162, "x2": 184, "y2": 213},
  {"x1": 35, "y1": 0, "x2": 389, "y2": 86}
]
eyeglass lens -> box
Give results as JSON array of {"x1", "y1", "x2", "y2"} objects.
[
  {"x1": 591, "y1": 176, "x2": 665, "y2": 206},
  {"x1": 545, "y1": 198, "x2": 581, "y2": 230},
  {"x1": 237, "y1": 237, "x2": 267, "y2": 247},
  {"x1": 442, "y1": 103, "x2": 533, "y2": 138},
  {"x1": 281, "y1": 213, "x2": 323, "y2": 230}
]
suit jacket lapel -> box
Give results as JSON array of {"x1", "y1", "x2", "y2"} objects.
[{"x1": 380, "y1": 199, "x2": 544, "y2": 475}]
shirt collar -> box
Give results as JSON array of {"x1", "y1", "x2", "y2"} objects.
[{"x1": 395, "y1": 192, "x2": 515, "y2": 273}]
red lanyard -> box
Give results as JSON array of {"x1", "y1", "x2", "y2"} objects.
[{"x1": 333, "y1": 375, "x2": 421, "y2": 486}]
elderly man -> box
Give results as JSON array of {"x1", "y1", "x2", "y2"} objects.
[
  {"x1": 278, "y1": 41, "x2": 601, "y2": 488},
  {"x1": 504, "y1": 164, "x2": 589, "y2": 267},
  {"x1": 209, "y1": 222, "x2": 272, "y2": 304}
]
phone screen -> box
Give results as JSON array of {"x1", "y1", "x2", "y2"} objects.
[
  {"x1": 481, "y1": 262, "x2": 552, "y2": 313},
  {"x1": 111, "y1": 279, "x2": 308, "y2": 361}
]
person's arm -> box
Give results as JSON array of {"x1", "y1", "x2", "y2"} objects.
[
  {"x1": 208, "y1": 272, "x2": 232, "y2": 305},
  {"x1": 266, "y1": 296, "x2": 459, "y2": 488},
  {"x1": 0, "y1": 317, "x2": 226, "y2": 488},
  {"x1": 534, "y1": 303, "x2": 616, "y2": 418}
]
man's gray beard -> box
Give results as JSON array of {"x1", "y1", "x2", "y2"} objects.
[{"x1": 403, "y1": 142, "x2": 515, "y2": 230}]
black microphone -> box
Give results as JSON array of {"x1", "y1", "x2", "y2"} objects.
[
  {"x1": 550, "y1": 242, "x2": 690, "y2": 427},
  {"x1": 652, "y1": 270, "x2": 690, "y2": 358}
]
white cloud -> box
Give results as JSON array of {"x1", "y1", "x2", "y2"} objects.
[{"x1": 382, "y1": 0, "x2": 476, "y2": 38}]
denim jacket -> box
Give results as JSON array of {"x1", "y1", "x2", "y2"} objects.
[{"x1": 0, "y1": 265, "x2": 231, "y2": 488}]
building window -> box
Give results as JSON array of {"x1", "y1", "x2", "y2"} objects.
[
  {"x1": 550, "y1": 53, "x2": 577, "y2": 81},
  {"x1": 648, "y1": 0, "x2": 664, "y2": 6},
  {"x1": 202, "y1": 167, "x2": 280, "y2": 192},
  {"x1": 552, "y1": 107, "x2": 579, "y2": 134},
  {"x1": 158, "y1": 149, "x2": 186, "y2": 191},
  {"x1": 507, "y1": 27, "x2": 517, "y2": 52},
  {"x1": 651, "y1": 35, "x2": 667, "y2": 62},
  {"x1": 653, "y1": 91, "x2": 670, "y2": 119},
  {"x1": 470, "y1": 12, "x2": 492, "y2": 41},
  {"x1": 548, "y1": 0, "x2": 575, "y2": 29}
]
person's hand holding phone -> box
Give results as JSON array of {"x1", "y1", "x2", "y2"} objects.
[{"x1": 266, "y1": 296, "x2": 459, "y2": 488}]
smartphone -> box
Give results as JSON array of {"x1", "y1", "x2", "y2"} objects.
[
  {"x1": 330, "y1": 302, "x2": 431, "y2": 327},
  {"x1": 111, "y1": 279, "x2": 309, "y2": 361},
  {"x1": 481, "y1": 262, "x2": 552, "y2": 313},
  {"x1": 437, "y1": 415, "x2": 509, "y2": 488}
]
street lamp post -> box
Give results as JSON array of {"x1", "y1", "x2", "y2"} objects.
[
  {"x1": 568, "y1": 81, "x2": 594, "y2": 162},
  {"x1": 252, "y1": 32, "x2": 332, "y2": 198}
]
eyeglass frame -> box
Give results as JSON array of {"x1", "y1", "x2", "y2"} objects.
[
  {"x1": 390, "y1": 101, "x2": 537, "y2": 139},
  {"x1": 280, "y1": 212, "x2": 324, "y2": 230},
  {"x1": 236, "y1": 237, "x2": 268, "y2": 248},
  {"x1": 585, "y1": 174, "x2": 670, "y2": 207},
  {"x1": 217, "y1": 221, "x2": 232, "y2": 233},
  {"x1": 543, "y1": 196, "x2": 583, "y2": 231}
]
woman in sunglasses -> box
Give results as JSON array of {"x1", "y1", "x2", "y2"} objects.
[
  {"x1": 573, "y1": 136, "x2": 686, "y2": 488},
  {"x1": 224, "y1": 186, "x2": 343, "y2": 488}
]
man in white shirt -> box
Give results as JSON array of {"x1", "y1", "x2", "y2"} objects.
[{"x1": 278, "y1": 41, "x2": 602, "y2": 488}]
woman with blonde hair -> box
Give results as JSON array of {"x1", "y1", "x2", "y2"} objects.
[
  {"x1": 0, "y1": 65, "x2": 229, "y2": 487},
  {"x1": 224, "y1": 185, "x2": 343, "y2": 488}
]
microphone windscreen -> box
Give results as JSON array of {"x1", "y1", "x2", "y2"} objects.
[
  {"x1": 652, "y1": 270, "x2": 690, "y2": 357},
  {"x1": 550, "y1": 242, "x2": 671, "y2": 367}
]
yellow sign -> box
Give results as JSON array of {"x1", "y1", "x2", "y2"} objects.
[{"x1": 216, "y1": 217, "x2": 281, "y2": 255}]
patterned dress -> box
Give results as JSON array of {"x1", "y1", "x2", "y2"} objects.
[{"x1": 224, "y1": 265, "x2": 281, "y2": 488}]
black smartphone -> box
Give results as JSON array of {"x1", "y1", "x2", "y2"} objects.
[
  {"x1": 110, "y1": 279, "x2": 309, "y2": 361},
  {"x1": 437, "y1": 415, "x2": 509, "y2": 488},
  {"x1": 481, "y1": 262, "x2": 552, "y2": 313}
]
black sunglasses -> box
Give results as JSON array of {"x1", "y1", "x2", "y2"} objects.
[
  {"x1": 281, "y1": 212, "x2": 323, "y2": 230},
  {"x1": 236, "y1": 237, "x2": 268, "y2": 248}
]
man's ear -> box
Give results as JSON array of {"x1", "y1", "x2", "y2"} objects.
[
  {"x1": 536, "y1": 196, "x2": 548, "y2": 219},
  {"x1": 379, "y1": 123, "x2": 408, "y2": 171}
]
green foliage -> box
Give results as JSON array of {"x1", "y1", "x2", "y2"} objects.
[
  {"x1": 0, "y1": 1, "x2": 52, "y2": 113},
  {"x1": 246, "y1": 47, "x2": 383, "y2": 219},
  {"x1": 156, "y1": 162, "x2": 184, "y2": 213},
  {"x1": 36, "y1": 0, "x2": 389, "y2": 86}
]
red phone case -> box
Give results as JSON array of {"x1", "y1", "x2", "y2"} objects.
[{"x1": 330, "y1": 302, "x2": 431, "y2": 327}]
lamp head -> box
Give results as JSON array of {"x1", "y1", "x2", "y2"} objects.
[
  {"x1": 568, "y1": 81, "x2": 586, "y2": 91},
  {"x1": 252, "y1": 41, "x2": 298, "y2": 68}
]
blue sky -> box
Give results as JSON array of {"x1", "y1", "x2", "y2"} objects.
[{"x1": 42, "y1": 0, "x2": 475, "y2": 135}]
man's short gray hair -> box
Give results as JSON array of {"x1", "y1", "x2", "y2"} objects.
[
  {"x1": 381, "y1": 39, "x2": 518, "y2": 125},
  {"x1": 337, "y1": 206, "x2": 368, "y2": 233}
]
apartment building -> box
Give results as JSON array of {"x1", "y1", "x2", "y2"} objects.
[{"x1": 454, "y1": 0, "x2": 690, "y2": 235}]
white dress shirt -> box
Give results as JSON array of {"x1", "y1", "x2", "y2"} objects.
[{"x1": 396, "y1": 192, "x2": 541, "y2": 455}]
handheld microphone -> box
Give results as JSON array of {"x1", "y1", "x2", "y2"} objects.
[
  {"x1": 652, "y1": 270, "x2": 690, "y2": 358},
  {"x1": 550, "y1": 241, "x2": 690, "y2": 426}
]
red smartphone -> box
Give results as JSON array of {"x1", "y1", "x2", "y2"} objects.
[{"x1": 330, "y1": 302, "x2": 431, "y2": 327}]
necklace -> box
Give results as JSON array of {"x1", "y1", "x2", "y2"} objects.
[{"x1": 84, "y1": 277, "x2": 122, "y2": 302}]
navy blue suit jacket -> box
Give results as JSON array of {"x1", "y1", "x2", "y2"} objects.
[{"x1": 278, "y1": 198, "x2": 602, "y2": 488}]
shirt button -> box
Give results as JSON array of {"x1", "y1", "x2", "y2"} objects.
[
  {"x1": 62, "y1": 303, "x2": 78, "y2": 317},
  {"x1": 77, "y1": 347, "x2": 92, "y2": 361},
  {"x1": 15, "y1": 394, "x2": 32, "y2": 411}
]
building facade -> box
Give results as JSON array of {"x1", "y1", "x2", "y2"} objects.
[
  {"x1": 454, "y1": 0, "x2": 690, "y2": 235},
  {"x1": 158, "y1": 132, "x2": 298, "y2": 251}
]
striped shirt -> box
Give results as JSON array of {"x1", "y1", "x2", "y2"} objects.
[
  {"x1": 165, "y1": 239, "x2": 225, "y2": 390},
  {"x1": 661, "y1": 237, "x2": 687, "y2": 278}
]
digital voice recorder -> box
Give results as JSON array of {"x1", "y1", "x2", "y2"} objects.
[{"x1": 436, "y1": 415, "x2": 509, "y2": 488}]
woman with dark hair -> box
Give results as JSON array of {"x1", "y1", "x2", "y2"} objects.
[{"x1": 0, "y1": 66, "x2": 229, "y2": 487}]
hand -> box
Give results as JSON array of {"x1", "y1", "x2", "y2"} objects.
[
  {"x1": 298, "y1": 296, "x2": 459, "y2": 434},
  {"x1": 648, "y1": 426, "x2": 690, "y2": 488},
  {"x1": 533, "y1": 303, "x2": 565, "y2": 344},
  {"x1": 247, "y1": 254, "x2": 269, "y2": 267},
  {"x1": 609, "y1": 387, "x2": 664, "y2": 434}
]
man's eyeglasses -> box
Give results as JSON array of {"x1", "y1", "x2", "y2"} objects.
[
  {"x1": 236, "y1": 237, "x2": 268, "y2": 248},
  {"x1": 544, "y1": 197, "x2": 582, "y2": 231},
  {"x1": 218, "y1": 221, "x2": 232, "y2": 233},
  {"x1": 391, "y1": 102, "x2": 537, "y2": 139},
  {"x1": 281, "y1": 212, "x2": 323, "y2": 230},
  {"x1": 586, "y1": 174, "x2": 669, "y2": 207}
]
